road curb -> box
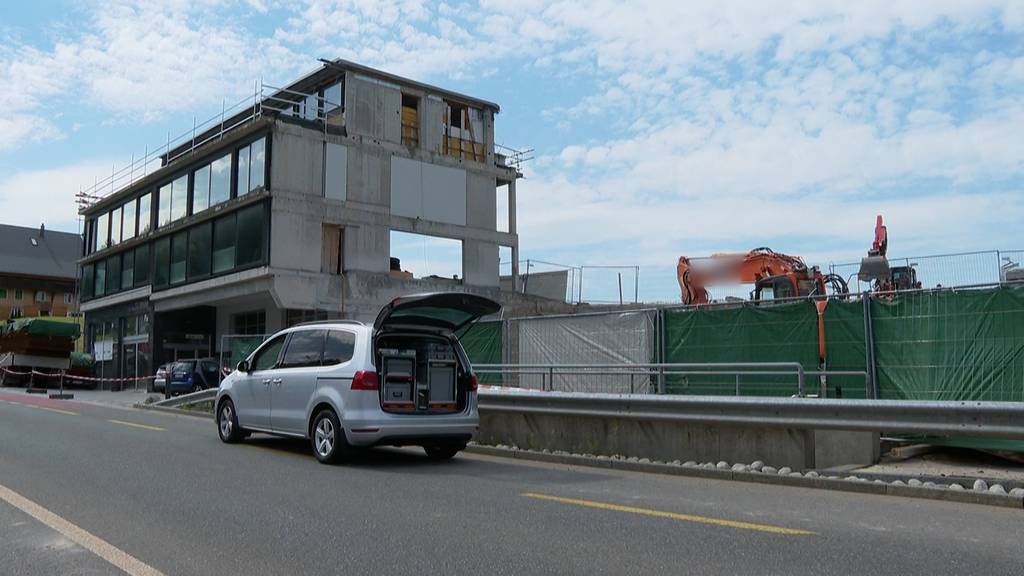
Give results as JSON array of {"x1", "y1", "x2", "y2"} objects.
[
  {"x1": 134, "y1": 403, "x2": 212, "y2": 420},
  {"x1": 465, "y1": 445, "x2": 1024, "y2": 510}
]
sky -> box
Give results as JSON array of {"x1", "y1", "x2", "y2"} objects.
[{"x1": 1, "y1": 1, "x2": 1022, "y2": 302}]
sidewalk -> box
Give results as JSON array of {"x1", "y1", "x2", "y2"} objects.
[{"x1": 57, "y1": 389, "x2": 162, "y2": 410}]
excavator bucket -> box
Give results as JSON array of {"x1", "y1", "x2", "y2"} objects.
[{"x1": 858, "y1": 255, "x2": 890, "y2": 282}]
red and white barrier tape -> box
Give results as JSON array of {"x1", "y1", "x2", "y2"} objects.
[{"x1": 0, "y1": 366, "x2": 156, "y2": 382}]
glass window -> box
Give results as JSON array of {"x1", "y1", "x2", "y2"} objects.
[
  {"x1": 171, "y1": 174, "x2": 188, "y2": 222},
  {"x1": 322, "y1": 330, "x2": 355, "y2": 365},
  {"x1": 106, "y1": 254, "x2": 121, "y2": 294},
  {"x1": 88, "y1": 219, "x2": 97, "y2": 254},
  {"x1": 251, "y1": 334, "x2": 285, "y2": 371},
  {"x1": 123, "y1": 199, "x2": 137, "y2": 241},
  {"x1": 192, "y1": 164, "x2": 210, "y2": 214},
  {"x1": 122, "y1": 251, "x2": 134, "y2": 290},
  {"x1": 235, "y1": 204, "x2": 265, "y2": 266},
  {"x1": 232, "y1": 310, "x2": 265, "y2": 335},
  {"x1": 94, "y1": 260, "x2": 106, "y2": 297},
  {"x1": 280, "y1": 330, "x2": 325, "y2": 368},
  {"x1": 14, "y1": 289, "x2": 23, "y2": 300},
  {"x1": 81, "y1": 265, "x2": 94, "y2": 300},
  {"x1": 134, "y1": 243, "x2": 150, "y2": 287},
  {"x1": 97, "y1": 212, "x2": 109, "y2": 250},
  {"x1": 138, "y1": 193, "x2": 151, "y2": 235},
  {"x1": 324, "y1": 82, "x2": 342, "y2": 113},
  {"x1": 188, "y1": 222, "x2": 211, "y2": 279},
  {"x1": 153, "y1": 236, "x2": 170, "y2": 288},
  {"x1": 236, "y1": 146, "x2": 250, "y2": 197},
  {"x1": 210, "y1": 153, "x2": 231, "y2": 206},
  {"x1": 170, "y1": 232, "x2": 187, "y2": 284},
  {"x1": 250, "y1": 138, "x2": 265, "y2": 191},
  {"x1": 212, "y1": 213, "x2": 236, "y2": 273},
  {"x1": 111, "y1": 206, "x2": 122, "y2": 246},
  {"x1": 158, "y1": 183, "x2": 172, "y2": 228}
]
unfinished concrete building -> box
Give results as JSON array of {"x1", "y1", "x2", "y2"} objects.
[{"x1": 78, "y1": 59, "x2": 523, "y2": 377}]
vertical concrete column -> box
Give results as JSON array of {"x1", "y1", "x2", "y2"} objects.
[{"x1": 509, "y1": 180, "x2": 519, "y2": 284}]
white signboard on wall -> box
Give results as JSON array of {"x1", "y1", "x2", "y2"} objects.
[{"x1": 94, "y1": 340, "x2": 113, "y2": 362}]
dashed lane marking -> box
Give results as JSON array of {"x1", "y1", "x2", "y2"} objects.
[{"x1": 108, "y1": 419, "x2": 166, "y2": 432}]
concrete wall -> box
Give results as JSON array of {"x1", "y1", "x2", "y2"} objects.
[{"x1": 476, "y1": 409, "x2": 880, "y2": 470}]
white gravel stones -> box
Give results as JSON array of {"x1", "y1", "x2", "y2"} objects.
[
  {"x1": 948, "y1": 483, "x2": 965, "y2": 491},
  {"x1": 789, "y1": 472, "x2": 803, "y2": 477},
  {"x1": 716, "y1": 461, "x2": 730, "y2": 470},
  {"x1": 682, "y1": 461, "x2": 697, "y2": 467},
  {"x1": 1010, "y1": 488, "x2": 1024, "y2": 497},
  {"x1": 762, "y1": 466, "x2": 778, "y2": 475},
  {"x1": 778, "y1": 467, "x2": 792, "y2": 475},
  {"x1": 805, "y1": 471, "x2": 819, "y2": 478},
  {"x1": 749, "y1": 460, "x2": 765, "y2": 471},
  {"x1": 907, "y1": 479, "x2": 923, "y2": 487},
  {"x1": 988, "y1": 484, "x2": 1007, "y2": 495},
  {"x1": 638, "y1": 458, "x2": 651, "y2": 464},
  {"x1": 731, "y1": 463, "x2": 748, "y2": 472},
  {"x1": 844, "y1": 475, "x2": 860, "y2": 481},
  {"x1": 874, "y1": 480, "x2": 887, "y2": 484},
  {"x1": 922, "y1": 481, "x2": 937, "y2": 488},
  {"x1": 973, "y1": 479, "x2": 989, "y2": 492},
  {"x1": 891, "y1": 480, "x2": 906, "y2": 486}
]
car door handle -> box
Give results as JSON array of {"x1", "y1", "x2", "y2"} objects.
[
  {"x1": 272, "y1": 378, "x2": 282, "y2": 386},
  {"x1": 262, "y1": 379, "x2": 271, "y2": 386}
]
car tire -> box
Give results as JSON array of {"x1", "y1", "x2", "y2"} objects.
[
  {"x1": 423, "y1": 443, "x2": 465, "y2": 460},
  {"x1": 310, "y1": 409, "x2": 352, "y2": 465},
  {"x1": 217, "y1": 399, "x2": 244, "y2": 444}
]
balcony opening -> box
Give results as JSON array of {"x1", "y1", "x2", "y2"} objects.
[
  {"x1": 390, "y1": 231, "x2": 462, "y2": 283},
  {"x1": 401, "y1": 94, "x2": 419, "y2": 147}
]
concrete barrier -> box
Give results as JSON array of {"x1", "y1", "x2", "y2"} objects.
[{"x1": 476, "y1": 404, "x2": 878, "y2": 469}]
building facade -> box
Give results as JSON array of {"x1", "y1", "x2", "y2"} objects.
[
  {"x1": 78, "y1": 59, "x2": 521, "y2": 379},
  {"x1": 0, "y1": 224, "x2": 80, "y2": 321}
]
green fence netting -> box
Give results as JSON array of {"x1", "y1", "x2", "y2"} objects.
[
  {"x1": 871, "y1": 285, "x2": 1024, "y2": 402},
  {"x1": 821, "y1": 300, "x2": 871, "y2": 399},
  {"x1": 457, "y1": 320, "x2": 502, "y2": 384},
  {"x1": 664, "y1": 300, "x2": 819, "y2": 396}
]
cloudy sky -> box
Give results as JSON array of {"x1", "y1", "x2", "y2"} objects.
[{"x1": 1, "y1": 1, "x2": 1022, "y2": 301}]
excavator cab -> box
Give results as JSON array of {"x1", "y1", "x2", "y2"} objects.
[{"x1": 753, "y1": 273, "x2": 826, "y2": 301}]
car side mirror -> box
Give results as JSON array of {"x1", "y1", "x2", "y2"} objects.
[{"x1": 236, "y1": 360, "x2": 250, "y2": 373}]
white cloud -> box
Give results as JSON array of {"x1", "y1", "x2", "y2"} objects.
[{"x1": 0, "y1": 158, "x2": 120, "y2": 231}]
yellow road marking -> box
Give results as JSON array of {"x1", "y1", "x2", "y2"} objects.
[
  {"x1": 0, "y1": 482, "x2": 166, "y2": 576},
  {"x1": 2, "y1": 401, "x2": 78, "y2": 416},
  {"x1": 522, "y1": 492, "x2": 815, "y2": 536},
  {"x1": 108, "y1": 420, "x2": 165, "y2": 432}
]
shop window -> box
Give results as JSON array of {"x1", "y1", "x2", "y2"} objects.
[
  {"x1": 106, "y1": 254, "x2": 121, "y2": 294},
  {"x1": 123, "y1": 198, "x2": 137, "y2": 241},
  {"x1": 235, "y1": 204, "x2": 265, "y2": 267},
  {"x1": 134, "y1": 243, "x2": 150, "y2": 287},
  {"x1": 170, "y1": 232, "x2": 187, "y2": 284},
  {"x1": 34, "y1": 291, "x2": 49, "y2": 302},
  {"x1": 232, "y1": 310, "x2": 266, "y2": 335},
  {"x1": 122, "y1": 250, "x2": 134, "y2": 290},
  {"x1": 138, "y1": 193, "x2": 152, "y2": 235},
  {"x1": 94, "y1": 260, "x2": 106, "y2": 297},
  {"x1": 15, "y1": 289, "x2": 23, "y2": 300},
  {"x1": 210, "y1": 153, "x2": 231, "y2": 206},
  {"x1": 212, "y1": 213, "x2": 236, "y2": 273},
  {"x1": 192, "y1": 164, "x2": 211, "y2": 214},
  {"x1": 188, "y1": 222, "x2": 212, "y2": 279},
  {"x1": 153, "y1": 237, "x2": 170, "y2": 288}
]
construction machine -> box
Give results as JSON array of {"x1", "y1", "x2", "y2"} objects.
[
  {"x1": 677, "y1": 247, "x2": 848, "y2": 305},
  {"x1": 857, "y1": 215, "x2": 922, "y2": 292}
]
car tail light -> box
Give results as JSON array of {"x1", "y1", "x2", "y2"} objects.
[
  {"x1": 469, "y1": 374, "x2": 478, "y2": 392},
  {"x1": 351, "y1": 371, "x2": 379, "y2": 391}
]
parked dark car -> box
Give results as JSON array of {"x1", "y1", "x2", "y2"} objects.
[{"x1": 165, "y1": 358, "x2": 222, "y2": 398}]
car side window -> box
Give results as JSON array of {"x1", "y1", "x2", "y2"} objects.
[
  {"x1": 322, "y1": 330, "x2": 356, "y2": 365},
  {"x1": 251, "y1": 335, "x2": 286, "y2": 371},
  {"x1": 279, "y1": 330, "x2": 326, "y2": 369}
]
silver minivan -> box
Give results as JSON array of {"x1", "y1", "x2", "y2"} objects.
[{"x1": 214, "y1": 293, "x2": 500, "y2": 464}]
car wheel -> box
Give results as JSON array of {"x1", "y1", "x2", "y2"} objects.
[
  {"x1": 217, "y1": 399, "x2": 244, "y2": 444},
  {"x1": 311, "y1": 409, "x2": 352, "y2": 464},
  {"x1": 423, "y1": 443, "x2": 465, "y2": 460}
]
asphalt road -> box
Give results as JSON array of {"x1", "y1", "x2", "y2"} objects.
[{"x1": 1, "y1": 390, "x2": 1022, "y2": 576}]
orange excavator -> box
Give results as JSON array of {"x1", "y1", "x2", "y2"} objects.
[{"x1": 676, "y1": 247, "x2": 848, "y2": 305}]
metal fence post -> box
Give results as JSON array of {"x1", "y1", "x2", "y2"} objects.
[
  {"x1": 863, "y1": 293, "x2": 879, "y2": 399},
  {"x1": 735, "y1": 373, "x2": 740, "y2": 396},
  {"x1": 547, "y1": 366, "x2": 554, "y2": 391}
]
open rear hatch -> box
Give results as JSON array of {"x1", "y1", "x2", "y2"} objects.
[{"x1": 374, "y1": 293, "x2": 500, "y2": 414}]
